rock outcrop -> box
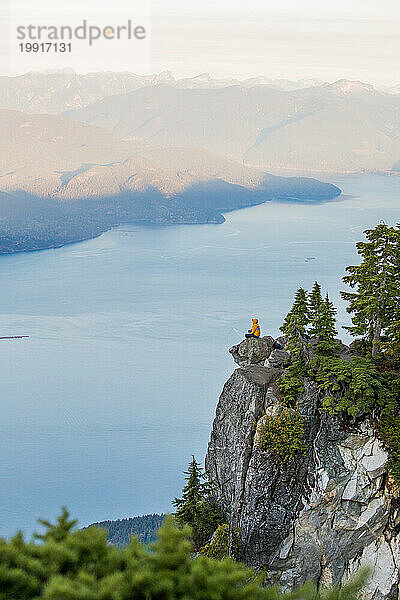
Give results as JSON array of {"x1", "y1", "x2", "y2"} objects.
[
  {"x1": 229, "y1": 336, "x2": 275, "y2": 367},
  {"x1": 206, "y1": 338, "x2": 400, "y2": 599}
]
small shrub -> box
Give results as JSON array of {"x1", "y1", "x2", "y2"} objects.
[
  {"x1": 201, "y1": 523, "x2": 240, "y2": 560},
  {"x1": 257, "y1": 408, "x2": 306, "y2": 463}
]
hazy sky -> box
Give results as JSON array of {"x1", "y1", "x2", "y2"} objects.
[{"x1": 1, "y1": 0, "x2": 400, "y2": 84}]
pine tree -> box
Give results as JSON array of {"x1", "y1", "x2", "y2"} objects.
[
  {"x1": 280, "y1": 287, "x2": 309, "y2": 337},
  {"x1": 308, "y1": 281, "x2": 323, "y2": 337},
  {"x1": 280, "y1": 288, "x2": 310, "y2": 361},
  {"x1": 307, "y1": 279, "x2": 338, "y2": 355},
  {"x1": 173, "y1": 456, "x2": 221, "y2": 549},
  {"x1": 384, "y1": 316, "x2": 400, "y2": 362},
  {"x1": 315, "y1": 295, "x2": 338, "y2": 355},
  {"x1": 33, "y1": 506, "x2": 77, "y2": 543},
  {"x1": 341, "y1": 223, "x2": 400, "y2": 357},
  {"x1": 173, "y1": 456, "x2": 205, "y2": 525},
  {"x1": 278, "y1": 289, "x2": 310, "y2": 405}
]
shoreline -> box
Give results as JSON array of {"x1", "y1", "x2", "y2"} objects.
[
  {"x1": 252, "y1": 168, "x2": 400, "y2": 178},
  {"x1": 0, "y1": 190, "x2": 344, "y2": 257}
]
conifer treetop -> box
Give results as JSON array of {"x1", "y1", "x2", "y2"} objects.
[{"x1": 341, "y1": 222, "x2": 400, "y2": 357}]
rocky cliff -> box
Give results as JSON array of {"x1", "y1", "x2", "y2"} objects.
[{"x1": 205, "y1": 337, "x2": 400, "y2": 599}]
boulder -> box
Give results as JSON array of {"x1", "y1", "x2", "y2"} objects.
[
  {"x1": 229, "y1": 336, "x2": 275, "y2": 367},
  {"x1": 265, "y1": 349, "x2": 290, "y2": 368}
]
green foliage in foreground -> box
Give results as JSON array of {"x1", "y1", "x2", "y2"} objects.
[
  {"x1": 0, "y1": 508, "x2": 370, "y2": 600},
  {"x1": 257, "y1": 408, "x2": 306, "y2": 463}
]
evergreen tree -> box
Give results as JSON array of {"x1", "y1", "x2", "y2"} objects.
[
  {"x1": 173, "y1": 456, "x2": 221, "y2": 549},
  {"x1": 278, "y1": 289, "x2": 310, "y2": 405},
  {"x1": 33, "y1": 506, "x2": 77, "y2": 543},
  {"x1": 282, "y1": 314, "x2": 309, "y2": 363},
  {"x1": 384, "y1": 316, "x2": 400, "y2": 363},
  {"x1": 320, "y1": 295, "x2": 338, "y2": 338},
  {"x1": 341, "y1": 223, "x2": 400, "y2": 357},
  {"x1": 308, "y1": 281, "x2": 323, "y2": 337},
  {"x1": 280, "y1": 287, "x2": 309, "y2": 338},
  {"x1": 173, "y1": 456, "x2": 205, "y2": 524},
  {"x1": 313, "y1": 294, "x2": 338, "y2": 355}
]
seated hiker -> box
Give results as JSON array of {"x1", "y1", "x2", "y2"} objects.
[{"x1": 245, "y1": 318, "x2": 261, "y2": 338}]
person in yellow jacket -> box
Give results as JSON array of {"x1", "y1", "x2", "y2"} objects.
[{"x1": 245, "y1": 318, "x2": 261, "y2": 339}]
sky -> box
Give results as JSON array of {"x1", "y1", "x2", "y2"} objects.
[{"x1": 1, "y1": 0, "x2": 400, "y2": 85}]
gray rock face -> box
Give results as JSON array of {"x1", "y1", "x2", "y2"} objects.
[
  {"x1": 205, "y1": 362, "x2": 400, "y2": 599},
  {"x1": 229, "y1": 336, "x2": 275, "y2": 367},
  {"x1": 206, "y1": 366, "x2": 281, "y2": 522},
  {"x1": 265, "y1": 349, "x2": 291, "y2": 368}
]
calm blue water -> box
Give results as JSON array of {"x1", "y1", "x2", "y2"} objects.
[{"x1": 0, "y1": 174, "x2": 399, "y2": 537}]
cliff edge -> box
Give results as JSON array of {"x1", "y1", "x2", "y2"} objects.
[{"x1": 205, "y1": 336, "x2": 400, "y2": 599}]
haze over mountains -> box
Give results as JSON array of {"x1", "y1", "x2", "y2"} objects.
[
  {"x1": 2, "y1": 68, "x2": 400, "y2": 117},
  {"x1": 3, "y1": 68, "x2": 400, "y2": 174},
  {"x1": 0, "y1": 69, "x2": 326, "y2": 115},
  {"x1": 0, "y1": 107, "x2": 339, "y2": 253},
  {"x1": 3, "y1": 66, "x2": 400, "y2": 253},
  {"x1": 0, "y1": 108, "x2": 339, "y2": 201},
  {"x1": 66, "y1": 79, "x2": 400, "y2": 173}
]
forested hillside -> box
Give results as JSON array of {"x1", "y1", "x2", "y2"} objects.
[{"x1": 87, "y1": 513, "x2": 164, "y2": 547}]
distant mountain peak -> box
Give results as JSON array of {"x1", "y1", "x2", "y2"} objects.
[
  {"x1": 325, "y1": 79, "x2": 377, "y2": 95},
  {"x1": 192, "y1": 73, "x2": 212, "y2": 81},
  {"x1": 154, "y1": 70, "x2": 175, "y2": 83},
  {"x1": 383, "y1": 83, "x2": 400, "y2": 95}
]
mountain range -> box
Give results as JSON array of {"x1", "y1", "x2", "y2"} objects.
[
  {"x1": 5, "y1": 67, "x2": 400, "y2": 253},
  {"x1": 65, "y1": 80, "x2": 400, "y2": 173},
  {"x1": 2, "y1": 69, "x2": 400, "y2": 174},
  {"x1": 0, "y1": 108, "x2": 340, "y2": 253},
  {"x1": 0, "y1": 69, "x2": 325, "y2": 115}
]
